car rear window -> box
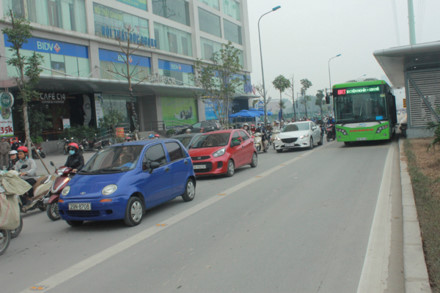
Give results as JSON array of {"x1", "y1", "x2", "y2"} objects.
[{"x1": 190, "y1": 133, "x2": 230, "y2": 148}]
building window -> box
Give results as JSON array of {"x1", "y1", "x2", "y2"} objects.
[
  {"x1": 94, "y1": 3, "x2": 155, "y2": 47},
  {"x1": 3, "y1": 0, "x2": 87, "y2": 33},
  {"x1": 154, "y1": 23, "x2": 193, "y2": 57},
  {"x1": 222, "y1": 0, "x2": 240, "y2": 21},
  {"x1": 198, "y1": 8, "x2": 221, "y2": 37},
  {"x1": 152, "y1": 0, "x2": 190, "y2": 26},
  {"x1": 198, "y1": 0, "x2": 219, "y2": 10},
  {"x1": 200, "y1": 38, "x2": 222, "y2": 60},
  {"x1": 223, "y1": 19, "x2": 242, "y2": 45},
  {"x1": 117, "y1": 0, "x2": 147, "y2": 11}
]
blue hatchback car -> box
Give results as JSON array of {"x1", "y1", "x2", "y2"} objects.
[{"x1": 58, "y1": 139, "x2": 196, "y2": 227}]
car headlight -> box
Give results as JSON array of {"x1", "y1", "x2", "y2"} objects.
[
  {"x1": 212, "y1": 147, "x2": 226, "y2": 158},
  {"x1": 61, "y1": 186, "x2": 70, "y2": 196},
  {"x1": 376, "y1": 124, "x2": 389, "y2": 134},
  {"x1": 275, "y1": 137, "x2": 281, "y2": 141},
  {"x1": 300, "y1": 134, "x2": 309, "y2": 139},
  {"x1": 102, "y1": 184, "x2": 118, "y2": 196}
]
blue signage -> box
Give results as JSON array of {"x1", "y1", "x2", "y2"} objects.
[
  {"x1": 99, "y1": 49, "x2": 151, "y2": 67},
  {"x1": 3, "y1": 35, "x2": 88, "y2": 58},
  {"x1": 158, "y1": 60, "x2": 194, "y2": 74}
]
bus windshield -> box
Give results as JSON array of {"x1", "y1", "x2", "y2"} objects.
[{"x1": 334, "y1": 90, "x2": 387, "y2": 123}]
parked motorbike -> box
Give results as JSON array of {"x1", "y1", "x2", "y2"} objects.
[
  {"x1": 31, "y1": 145, "x2": 46, "y2": 159},
  {"x1": 253, "y1": 132, "x2": 269, "y2": 153},
  {"x1": 45, "y1": 163, "x2": 73, "y2": 221},
  {"x1": 326, "y1": 124, "x2": 336, "y2": 142}
]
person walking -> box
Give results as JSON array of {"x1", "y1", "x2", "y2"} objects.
[{"x1": 0, "y1": 137, "x2": 11, "y2": 169}]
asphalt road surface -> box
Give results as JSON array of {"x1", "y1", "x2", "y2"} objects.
[{"x1": 1, "y1": 139, "x2": 402, "y2": 293}]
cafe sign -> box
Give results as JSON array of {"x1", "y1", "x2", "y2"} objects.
[{"x1": 40, "y1": 92, "x2": 66, "y2": 104}]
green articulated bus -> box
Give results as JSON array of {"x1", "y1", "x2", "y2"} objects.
[{"x1": 332, "y1": 80, "x2": 397, "y2": 144}]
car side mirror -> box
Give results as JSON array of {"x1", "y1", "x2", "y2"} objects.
[{"x1": 231, "y1": 139, "x2": 241, "y2": 147}]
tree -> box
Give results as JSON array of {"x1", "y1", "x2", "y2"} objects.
[
  {"x1": 2, "y1": 10, "x2": 43, "y2": 156},
  {"x1": 315, "y1": 90, "x2": 325, "y2": 119},
  {"x1": 194, "y1": 42, "x2": 242, "y2": 127},
  {"x1": 272, "y1": 75, "x2": 291, "y2": 121},
  {"x1": 106, "y1": 24, "x2": 146, "y2": 139},
  {"x1": 300, "y1": 79, "x2": 313, "y2": 118}
]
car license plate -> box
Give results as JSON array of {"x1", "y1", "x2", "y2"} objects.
[
  {"x1": 357, "y1": 137, "x2": 367, "y2": 141},
  {"x1": 193, "y1": 164, "x2": 206, "y2": 170},
  {"x1": 69, "y1": 203, "x2": 91, "y2": 211}
]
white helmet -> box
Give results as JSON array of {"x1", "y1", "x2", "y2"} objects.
[{"x1": 9, "y1": 150, "x2": 17, "y2": 155}]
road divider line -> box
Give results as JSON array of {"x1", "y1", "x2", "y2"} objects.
[
  {"x1": 20, "y1": 149, "x2": 315, "y2": 293},
  {"x1": 357, "y1": 145, "x2": 394, "y2": 292}
]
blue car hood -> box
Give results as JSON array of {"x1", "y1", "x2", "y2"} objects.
[{"x1": 68, "y1": 172, "x2": 131, "y2": 196}]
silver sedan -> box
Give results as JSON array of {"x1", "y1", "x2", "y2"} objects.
[{"x1": 274, "y1": 121, "x2": 323, "y2": 152}]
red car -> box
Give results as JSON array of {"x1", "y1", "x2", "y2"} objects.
[{"x1": 188, "y1": 129, "x2": 258, "y2": 177}]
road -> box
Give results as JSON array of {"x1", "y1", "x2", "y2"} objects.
[{"x1": 1, "y1": 139, "x2": 403, "y2": 293}]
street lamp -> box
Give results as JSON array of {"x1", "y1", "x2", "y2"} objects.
[
  {"x1": 328, "y1": 53, "x2": 341, "y2": 93},
  {"x1": 258, "y1": 5, "x2": 281, "y2": 125}
]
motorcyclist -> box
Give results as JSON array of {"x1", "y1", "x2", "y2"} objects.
[
  {"x1": 7, "y1": 150, "x2": 18, "y2": 170},
  {"x1": 14, "y1": 146, "x2": 37, "y2": 201},
  {"x1": 242, "y1": 123, "x2": 250, "y2": 132},
  {"x1": 250, "y1": 124, "x2": 256, "y2": 134},
  {"x1": 256, "y1": 123, "x2": 268, "y2": 149},
  {"x1": 64, "y1": 142, "x2": 84, "y2": 173}
]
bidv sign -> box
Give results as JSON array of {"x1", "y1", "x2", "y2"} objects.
[
  {"x1": 40, "y1": 92, "x2": 66, "y2": 104},
  {"x1": 36, "y1": 41, "x2": 61, "y2": 53}
]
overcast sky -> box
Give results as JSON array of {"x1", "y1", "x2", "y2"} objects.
[{"x1": 246, "y1": 0, "x2": 440, "y2": 105}]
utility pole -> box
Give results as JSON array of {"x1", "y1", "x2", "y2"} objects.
[
  {"x1": 291, "y1": 75, "x2": 297, "y2": 121},
  {"x1": 407, "y1": 0, "x2": 416, "y2": 45}
]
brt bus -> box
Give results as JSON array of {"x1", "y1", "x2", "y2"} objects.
[{"x1": 332, "y1": 80, "x2": 397, "y2": 144}]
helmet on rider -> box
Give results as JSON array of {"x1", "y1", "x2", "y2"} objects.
[
  {"x1": 148, "y1": 133, "x2": 155, "y2": 139},
  {"x1": 154, "y1": 134, "x2": 160, "y2": 138},
  {"x1": 17, "y1": 146, "x2": 28, "y2": 153},
  {"x1": 68, "y1": 142, "x2": 79, "y2": 154},
  {"x1": 9, "y1": 150, "x2": 18, "y2": 155}
]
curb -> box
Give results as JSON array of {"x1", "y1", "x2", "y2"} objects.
[{"x1": 399, "y1": 139, "x2": 432, "y2": 292}]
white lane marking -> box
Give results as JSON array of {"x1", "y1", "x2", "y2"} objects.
[
  {"x1": 357, "y1": 145, "x2": 394, "y2": 292},
  {"x1": 21, "y1": 150, "x2": 315, "y2": 293}
]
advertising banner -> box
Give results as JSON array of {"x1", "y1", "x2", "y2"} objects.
[{"x1": 161, "y1": 97, "x2": 198, "y2": 126}]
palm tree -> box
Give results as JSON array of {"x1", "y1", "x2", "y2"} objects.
[{"x1": 272, "y1": 75, "x2": 291, "y2": 121}]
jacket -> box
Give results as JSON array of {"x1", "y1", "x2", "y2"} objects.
[{"x1": 64, "y1": 153, "x2": 84, "y2": 170}]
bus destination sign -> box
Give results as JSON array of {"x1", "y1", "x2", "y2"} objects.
[{"x1": 336, "y1": 86, "x2": 380, "y2": 96}]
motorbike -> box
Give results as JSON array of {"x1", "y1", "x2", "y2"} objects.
[
  {"x1": 31, "y1": 145, "x2": 46, "y2": 159},
  {"x1": 18, "y1": 169, "x2": 56, "y2": 213},
  {"x1": 0, "y1": 229, "x2": 10, "y2": 255},
  {"x1": 253, "y1": 132, "x2": 269, "y2": 153},
  {"x1": 45, "y1": 163, "x2": 73, "y2": 221},
  {"x1": 326, "y1": 124, "x2": 336, "y2": 142}
]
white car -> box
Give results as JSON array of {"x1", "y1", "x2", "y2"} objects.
[{"x1": 274, "y1": 121, "x2": 323, "y2": 152}]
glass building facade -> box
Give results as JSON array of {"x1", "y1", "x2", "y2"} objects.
[{"x1": 0, "y1": 0, "x2": 251, "y2": 136}]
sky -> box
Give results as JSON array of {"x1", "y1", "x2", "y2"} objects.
[{"x1": 246, "y1": 0, "x2": 440, "y2": 107}]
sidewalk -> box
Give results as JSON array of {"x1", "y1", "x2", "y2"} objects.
[{"x1": 399, "y1": 139, "x2": 431, "y2": 292}]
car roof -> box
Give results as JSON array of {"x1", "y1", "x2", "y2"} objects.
[
  {"x1": 199, "y1": 129, "x2": 235, "y2": 135},
  {"x1": 172, "y1": 133, "x2": 202, "y2": 138}
]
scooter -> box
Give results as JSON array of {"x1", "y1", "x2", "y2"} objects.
[
  {"x1": 45, "y1": 163, "x2": 73, "y2": 221},
  {"x1": 31, "y1": 145, "x2": 46, "y2": 159},
  {"x1": 253, "y1": 132, "x2": 269, "y2": 153},
  {"x1": 326, "y1": 124, "x2": 336, "y2": 142},
  {"x1": 19, "y1": 171, "x2": 56, "y2": 213}
]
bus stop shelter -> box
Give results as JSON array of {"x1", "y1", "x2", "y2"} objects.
[{"x1": 374, "y1": 41, "x2": 440, "y2": 138}]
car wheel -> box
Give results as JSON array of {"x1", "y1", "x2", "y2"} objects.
[
  {"x1": 182, "y1": 178, "x2": 196, "y2": 202},
  {"x1": 309, "y1": 138, "x2": 314, "y2": 149},
  {"x1": 66, "y1": 220, "x2": 83, "y2": 227},
  {"x1": 124, "y1": 196, "x2": 144, "y2": 226},
  {"x1": 226, "y1": 160, "x2": 235, "y2": 177},
  {"x1": 276, "y1": 149, "x2": 283, "y2": 153},
  {"x1": 250, "y1": 152, "x2": 258, "y2": 168}
]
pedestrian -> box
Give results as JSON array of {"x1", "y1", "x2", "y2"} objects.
[{"x1": 0, "y1": 137, "x2": 10, "y2": 169}]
